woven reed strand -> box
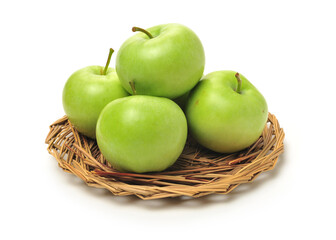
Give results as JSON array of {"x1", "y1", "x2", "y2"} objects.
[{"x1": 45, "y1": 113, "x2": 285, "y2": 200}]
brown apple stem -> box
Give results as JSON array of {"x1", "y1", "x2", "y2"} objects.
[
  {"x1": 129, "y1": 80, "x2": 137, "y2": 95},
  {"x1": 132, "y1": 27, "x2": 153, "y2": 39},
  {"x1": 235, "y1": 72, "x2": 242, "y2": 94},
  {"x1": 103, "y1": 48, "x2": 114, "y2": 75}
]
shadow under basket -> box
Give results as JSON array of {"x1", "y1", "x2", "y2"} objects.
[{"x1": 45, "y1": 113, "x2": 285, "y2": 200}]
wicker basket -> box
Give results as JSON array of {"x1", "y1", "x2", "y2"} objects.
[{"x1": 45, "y1": 113, "x2": 284, "y2": 200}]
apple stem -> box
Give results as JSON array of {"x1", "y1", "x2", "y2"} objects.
[
  {"x1": 132, "y1": 27, "x2": 153, "y2": 39},
  {"x1": 129, "y1": 80, "x2": 137, "y2": 95},
  {"x1": 235, "y1": 72, "x2": 242, "y2": 94},
  {"x1": 103, "y1": 48, "x2": 114, "y2": 75}
]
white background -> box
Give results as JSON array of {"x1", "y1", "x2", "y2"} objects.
[{"x1": 0, "y1": 0, "x2": 335, "y2": 239}]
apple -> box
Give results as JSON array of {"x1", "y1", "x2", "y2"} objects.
[
  {"x1": 96, "y1": 95, "x2": 188, "y2": 173},
  {"x1": 62, "y1": 49, "x2": 129, "y2": 139},
  {"x1": 116, "y1": 23, "x2": 205, "y2": 99},
  {"x1": 185, "y1": 70, "x2": 268, "y2": 153}
]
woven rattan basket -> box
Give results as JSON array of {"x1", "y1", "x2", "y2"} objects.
[{"x1": 45, "y1": 113, "x2": 284, "y2": 200}]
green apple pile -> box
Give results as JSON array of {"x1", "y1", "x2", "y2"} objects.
[{"x1": 62, "y1": 23, "x2": 268, "y2": 173}]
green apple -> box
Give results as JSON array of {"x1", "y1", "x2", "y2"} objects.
[
  {"x1": 96, "y1": 95, "x2": 188, "y2": 173},
  {"x1": 116, "y1": 23, "x2": 205, "y2": 99},
  {"x1": 185, "y1": 70, "x2": 268, "y2": 153},
  {"x1": 62, "y1": 49, "x2": 129, "y2": 138}
]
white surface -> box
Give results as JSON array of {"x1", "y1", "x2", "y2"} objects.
[{"x1": 0, "y1": 0, "x2": 335, "y2": 239}]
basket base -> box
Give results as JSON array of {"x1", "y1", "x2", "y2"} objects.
[{"x1": 45, "y1": 113, "x2": 285, "y2": 200}]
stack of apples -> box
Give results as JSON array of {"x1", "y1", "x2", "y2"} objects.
[{"x1": 62, "y1": 23, "x2": 268, "y2": 173}]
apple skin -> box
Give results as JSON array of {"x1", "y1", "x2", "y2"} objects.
[
  {"x1": 116, "y1": 23, "x2": 205, "y2": 99},
  {"x1": 96, "y1": 95, "x2": 188, "y2": 173},
  {"x1": 185, "y1": 70, "x2": 268, "y2": 153},
  {"x1": 62, "y1": 66, "x2": 129, "y2": 139}
]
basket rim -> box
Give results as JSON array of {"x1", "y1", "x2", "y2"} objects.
[{"x1": 45, "y1": 112, "x2": 285, "y2": 200}]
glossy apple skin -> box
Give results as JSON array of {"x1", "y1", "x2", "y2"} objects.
[
  {"x1": 96, "y1": 95, "x2": 187, "y2": 173},
  {"x1": 62, "y1": 66, "x2": 129, "y2": 139},
  {"x1": 116, "y1": 23, "x2": 205, "y2": 99},
  {"x1": 185, "y1": 70, "x2": 268, "y2": 153}
]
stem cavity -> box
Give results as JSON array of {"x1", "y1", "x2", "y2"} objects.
[
  {"x1": 129, "y1": 80, "x2": 137, "y2": 95},
  {"x1": 103, "y1": 48, "x2": 114, "y2": 75},
  {"x1": 132, "y1": 26, "x2": 153, "y2": 39},
  {"x1": 235, "y1": 72, "x2": 242, "y2": 94}
]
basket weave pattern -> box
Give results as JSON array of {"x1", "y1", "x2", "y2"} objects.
[{"x1": 45, "y1": 113, "x2": 284, "y2": 200}]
